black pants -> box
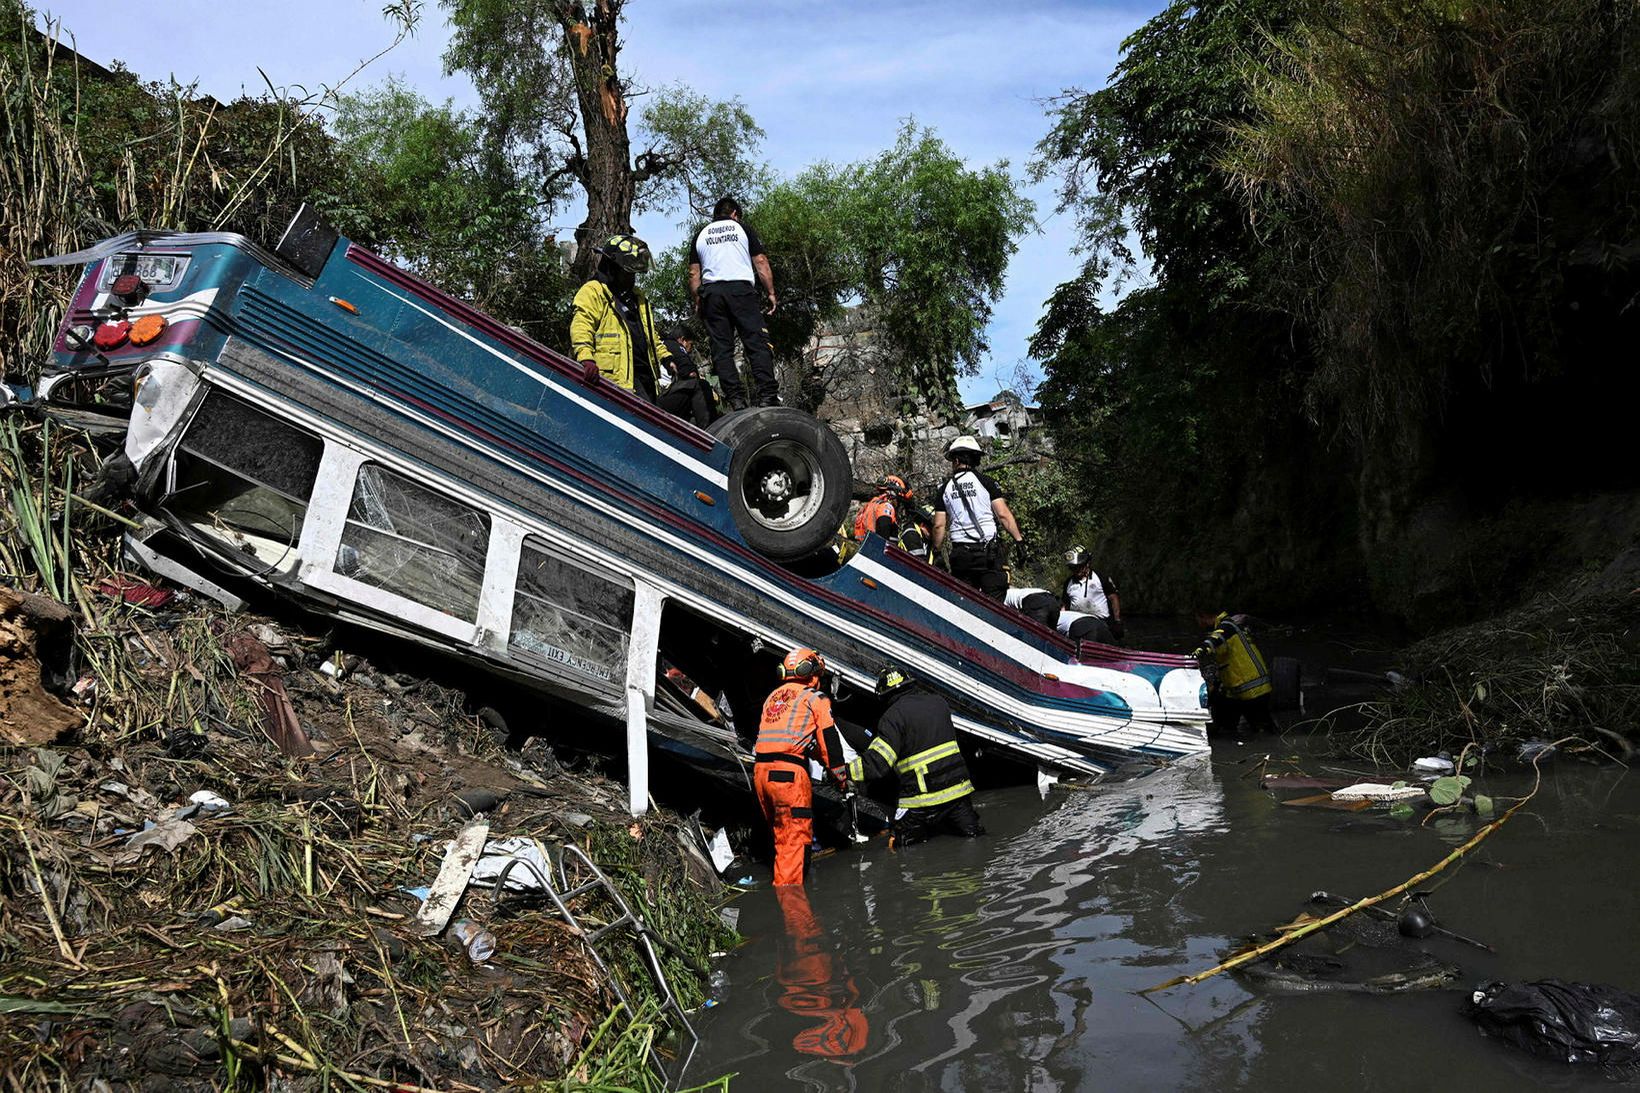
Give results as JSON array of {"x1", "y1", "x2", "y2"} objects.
[
  {"x1": 658, "y1": 377, "x2": 717, "y2": 427},
  {"x1": 700, "y1": 283, "x2": 777, "y2": 402},
  {"x1": 893, "y1": 796, "x2": 984, "y2": 847},
  {"x1": 1065, "y1": 615, "x2": 1115, "y2": 645},
  {"x1": 1208, "y1": 692, "x2": 1277, "y2": 735},
  {"x1": 1017, "y1": 591, "x2": 1059, "y2": 627},
  {"x1": 949, "y1": 542, "x2": 1006, "y2": 600}
]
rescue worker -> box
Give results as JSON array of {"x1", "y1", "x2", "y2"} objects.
[
  {"x1": 1057, "y1": 608, "x2": 1115, "y2": 646},
  {"x1": 655, "y1": 325, "x2": 717, "y2": 427},
  {"x1": 1004, "y1": 586, "x2": 1061, "y2": 628},
  {"x1": 931, "y1": 436, "x2": 1023, "y2": 600},
  {"x1": 755, "y1": 648, "x2": 851, "y2": 885},
  {"x1": 1193, "y1": 611, "x2": 1277, "y2": 735},
  {"x1": 853, "y1": 475, "x2": 905, "y2": 542},
  {"x1": 689, "y1": 196, "x2": 779, "y2": 410},
  {"x1": 853, "y1": 475, "x2": 937, "y2": 560},
  {"x1": 841, "y1": 665, "x2": 983, "y2": 847},
  {"x1": 1063, "y1": 547, "x2": 1123, "y2": 642},
  {"x1": 569, "y1": 233, "x2": 673, "y2": 402}
]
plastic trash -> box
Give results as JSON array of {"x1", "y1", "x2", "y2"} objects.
[
  {"x1": 1467, "y1": 979, "x2": 1640, "y2": 1065},
  {"x1": 1331, "y1": 782, "x2": 1427, "y2": 802},
  {"x1": 466, "y1": 836, "x2": 553, "y2": 891},
  {"x1": 1413, "y1": 756, "x2": 1455, "y2": 774},
  {"x1": 707, "y1": 827, "x2": 735, "y2": 874},
  {"x1": 450, "y1": 920, "x2": 497, "y2": 963}
]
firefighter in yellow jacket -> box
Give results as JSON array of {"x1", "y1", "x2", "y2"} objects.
[
  {"x1": 1193, "y1": 610, "x2": 1277, "y2": 735},
  {"x1": 569, "y1": 233, "x2": 673, "y2": 402}
]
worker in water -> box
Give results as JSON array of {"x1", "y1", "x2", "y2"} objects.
[
  {"x1": 1062, "y1": 547, "x2": 1123, "y2": 642},
  {"x1": 841, "y1": 665, "x2": 983, "y2": 848},
  {"x1": 1193, "y1": 610, "x2": 1277, "y2": 735},
  {"x1": 756, "y1": 647, "x2": 852, "y2": 885},
  {"x1": 931, "y1": 436, "x2": 1024, "y2": 599},
  {"x1": 1004, "y1": 586, "x2": 1061, "y2": 628},
  {"x1": 774, "y1": 885, "x2": 869, "y2": 1058},
  {"x1": 569, "y1": 233, "x2": 673, "y2": 403}
]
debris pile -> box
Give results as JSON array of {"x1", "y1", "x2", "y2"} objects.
[{"x1": 0, "y1": 420, "x2": 735, "y2": 1090}]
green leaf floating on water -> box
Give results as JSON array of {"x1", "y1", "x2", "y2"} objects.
[
  {"x1": 1389, "y1": 801, "x2": 1416, "y2": 820},
  {"x1": 1430, "y1": 775, "x2": 1472, "y2": 806},
  {"x1": 1473, "y1": 794, "x2": 1495, "y2": 818}
]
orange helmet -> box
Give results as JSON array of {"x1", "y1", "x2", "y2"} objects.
[
  {"x1": 877, "y1": 474, "x2": 908, "y2": 499},
  {"x1": 780, "y1": 647, "x2": 827, "y2": 682}
]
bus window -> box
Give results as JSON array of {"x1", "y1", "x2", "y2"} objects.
[
  {"x1": 335, "y1": 463, "x2": 489, "y2": 621},
  {"x1": 510, "y1": 538, "x2": 634, "y2": 685}
]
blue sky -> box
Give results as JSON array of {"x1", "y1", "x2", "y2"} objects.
[{"x1": 36, "y1": 0, "x2": 1158, "y2": 401}]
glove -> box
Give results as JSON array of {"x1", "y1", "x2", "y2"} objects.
[{"x1": 579, "y1": 359, "x2": 600, "y2": 385}]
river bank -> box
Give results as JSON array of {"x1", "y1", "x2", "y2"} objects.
[{"x1": 0, "y1": 419, "x2": 735, "y2": 1090}]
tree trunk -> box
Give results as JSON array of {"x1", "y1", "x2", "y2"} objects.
[{"x1": 557, "y1": 0, "x2": 635, "y2": 283}]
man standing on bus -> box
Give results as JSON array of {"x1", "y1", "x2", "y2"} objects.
[{"x1": 689, "y1": 196, "x2": 779, "y2": 411}]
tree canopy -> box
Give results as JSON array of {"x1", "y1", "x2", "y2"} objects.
[
  {"x1": 440, "y1": 0, "x2": 767, "y2": 279},
  {"x1": 745, "y1": 124, "x2": 1032, "y2": 411}
]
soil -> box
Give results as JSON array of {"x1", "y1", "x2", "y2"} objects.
[
  {"x1": 0, "y1": 585, "x2": 79, "y2": 746},
  {"x1": 0, "y1": 596, "x2": 733, "y2": 1091}
]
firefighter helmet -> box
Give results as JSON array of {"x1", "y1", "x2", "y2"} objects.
[
  {"x1": 945, "y1": 435, "x2": 982, "y2": 459},
  {"x1": 1064, "y1": 546, "x2": 1091, "y2": 568},
  {"x1": 875, "y1": 664, "x2": 912, "y2": 696},
  {"x1": 780, "y1": 647, "x2": 826, "y2": 682},
  {"x1": 594, "y1": 233, "x2": 652, "y2": 274}
]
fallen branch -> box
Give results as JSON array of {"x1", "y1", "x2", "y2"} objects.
[{"x1": 1141, "y1": 739, "x2": 1569, "y2": 994}]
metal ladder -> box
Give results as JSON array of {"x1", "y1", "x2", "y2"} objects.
[{"x1": 495, "y1": 842, "x2": 700, "y2": 1085}]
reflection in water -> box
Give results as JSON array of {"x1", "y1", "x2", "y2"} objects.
[
  {"x1": 700, "y1": 759, "x2": 1237, "y2": 1090},
  {"x1": 773, "y1": 885, "x2": 870, "y2": 1061}
]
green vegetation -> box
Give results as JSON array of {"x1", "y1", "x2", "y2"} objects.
[
  {"x1": 653, "y1": 123, "x2": 1032, "y2": 412},
  {"x1": 1029, "y1": 0, "x2": 1640, "y2": 626}
]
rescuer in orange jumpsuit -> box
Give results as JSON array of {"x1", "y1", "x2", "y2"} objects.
[
  {"x1": 774, "y1": 884, "x2": 869, "y2": 1058},
  {"x1": 852, "y1": 475, "x2": 909, "y2": 542},
  {"x1": 755, "y1": 648, "x2": 851, "y2": 886}
]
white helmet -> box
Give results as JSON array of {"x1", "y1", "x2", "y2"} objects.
[{"x1": 945, "y1": 435, "x2": 982, "y2": 459}]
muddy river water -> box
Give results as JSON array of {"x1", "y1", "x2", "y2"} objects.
[{"x1": 688, "y1": 736, "x2": 1640, "y2": 1090}]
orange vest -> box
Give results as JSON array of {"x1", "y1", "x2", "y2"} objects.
[
  {"x1": 852, "y1": 495, "x2": 897, "y2": 541},
  {"x1": 757, "y1": 681, "x2": 837, "y2": 765}
]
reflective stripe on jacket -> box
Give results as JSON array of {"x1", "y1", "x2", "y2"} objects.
[
  {"x1": 568, "y1": 279, "x2": 671, "y2": 393},
  {"x1": 757, "y1": 681, "x2": 847, "y2": 783},
  {"x1": 1197, "y1": 613, "x2": 1273, "y2": 699},
  {"x1": 846, "y1": 691, "x2": 973, "y2": 810}
]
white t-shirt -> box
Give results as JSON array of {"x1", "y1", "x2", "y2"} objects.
[
  {"x1": 1004, "y1": 587, "x2": 1052, "y2": 608},
  {"x1": 1056, "y1": 610, "x2": 1094, "y2": 636},
  {"x1": 941, "y1": 469, "x2": 1004, "y2": 543},
  {"x1": 1065, "y1": 573, "x2": 1113, "y2": 618},
  {"x1": 692, "y1": 218, "x2": 765, "y2": 285}
]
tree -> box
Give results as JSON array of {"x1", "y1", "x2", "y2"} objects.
[
  {"x1": 441, "y1": 0, "x2": 766, "y2": 281},
  {"x1": 1223, "y1": 0, "x2": 1640, "y2": 495},
  {"x1": 328, "y1": 78, "x2": 569, "y2": 346},
  {"x1": 1026, "y1": 0, "x2": 1352, "y2": 611},
  {"x1": 725, "y1": 124, "x2": 1031, "y2": 411}
]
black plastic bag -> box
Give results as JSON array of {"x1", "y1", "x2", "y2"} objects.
[{"x1": 1466, "y1": 979, "x2": 1640, "y2": 1065}]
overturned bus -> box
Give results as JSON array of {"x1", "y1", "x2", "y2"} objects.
[{"x1": 18, "y1": 208, "x2": 1210, "y2": 813}]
